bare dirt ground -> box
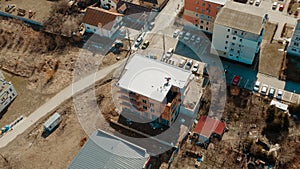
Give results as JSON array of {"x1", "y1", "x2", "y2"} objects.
[
  {"x1": 0, "y1": 0, "x2": 54, "y2": 22},
  {"x1": 0, "y1": 100, "x2": 87, "y2": 169},
  {"x1": 0, "y1": 18, "x2": 80, "y2": 126},
  {"x1": 0, "y1": 72, "x2": 120, "y2": 169},
  {"x1": 0, "y1": 16, "x2": 129, "y2": 123},
  {"x1": 170, "y1": 87, "x2": 300, "y2": 169}
]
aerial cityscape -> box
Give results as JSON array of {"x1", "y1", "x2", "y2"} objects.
[{"x1": 0, "y1": 0, "x2": 300, "y2": 168}]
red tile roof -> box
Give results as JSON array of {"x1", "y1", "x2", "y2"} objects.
[
  {"x1": 194, "y1": 116, "x2": 225, "y2": 138},
  {"x1": 83, "y1": 7, "x2": 123, "y2": 29}
]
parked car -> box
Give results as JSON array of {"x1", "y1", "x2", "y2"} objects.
[
  {"x1": 148, "y1": 22, "x2": 155, "y2": 30},
  {"x1": 253, "y1": 81, "x2": 260, "y2": 92},
  {"x1": 272, "y1": 2, "x2": 278, "y2": 10},
  {"x1": 191, "y1": 35, "x2": 196, "y2": 41},
  {"x1": 232, "y1": 75, "x2": 241, "y2": 86},
  {"x1": 134, "y1": 36, "x2": 143, "y2": 47},
  {"x1": 185, "y1": 59, "x2": 193, "y2": 70},
  {"x1": 269, "y1": 87, "x2": 275, "y2": 97},
  {"x1": 179, "y1": 59, "x2": 186, "y2": 68},
  {"x1": 279, "y1": 4, "x2": 284, "y2": 11},
  {"x1": 260, "y1": 84, "x2": 268, "y2": 95},
  {"x1": 255, "y1": 0, "x2": 261, "y2": 6},
  {"x1": 184, "y1": 32, "x2": 191, "y2": 41},
  {"x1": 173, "y1": 29, "x2": 180, "y2": 38},
  {"x1": 192, "y1": 62, "x2": 199, "y2": 73},
  {"x1": 195, "y1": 36, "x2": 201, "y2": 44},
  {"x1": 165, "y1": 48, "x2": 174, "y2": 58},
  {"x1": 179, "y1": 31, "x2": 185, "y2": 39},
  {"x1": 249, "y1": 0, "x2": 254, "y2": 4},
  {"x1": 277, "y1": 90, "x2": 283, "y2": 100},
  {"x1": 141, "y1": 40, "x2": 150, "y2": 49}
]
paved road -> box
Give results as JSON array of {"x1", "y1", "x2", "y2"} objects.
[
  {"x1": 252, "y1": 0, "x2": 297, "y2": 40},
  {"x1": 0, "y1": 60, "x2": 124, "y2": 148},
  {"x1": 151, "y1": 0, "x2": 183, "y2": 33}
]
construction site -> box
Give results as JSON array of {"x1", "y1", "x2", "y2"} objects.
[{"x1": 0, "y1": 0, "x2": 300, "y2": 169}]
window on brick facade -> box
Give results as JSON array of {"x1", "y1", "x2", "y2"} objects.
[{"x1": 142, "y1": 99, "x2": 147, "y2": 104}]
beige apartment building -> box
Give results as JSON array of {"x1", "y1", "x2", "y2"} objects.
[{"x1": 117, "y1": 54, "x2": 192, "y2": 126}]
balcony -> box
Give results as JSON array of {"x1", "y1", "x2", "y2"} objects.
[{"x1": 166, "y1": 91, "x2": 180, "y2": 106}]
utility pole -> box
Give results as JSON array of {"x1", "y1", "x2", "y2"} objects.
[{"x1": 163, "y1": 33, "x2": 166, "y2": 54}]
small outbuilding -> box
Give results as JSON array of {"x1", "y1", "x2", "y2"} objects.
[{"x1": 43, "y1": 112, "x2": 62, "y2": 132}]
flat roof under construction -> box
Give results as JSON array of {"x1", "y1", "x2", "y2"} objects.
[{"x1": 118, "y1": 54, "x2": 192, "y2": 102}]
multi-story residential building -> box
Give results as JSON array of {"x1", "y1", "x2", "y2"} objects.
[
  {"x1": 117, "y1": 55, "x2": 192, "y2": 126},
  {"x1": 287, "y1": 20, "x2": 300, "y2": 57},
  {"x1": 82, "y1": 7, "x2": 123, "y2": 37},
  {"x1": 183, "y1": 0, "x2": 227, "y2": 33},
  {"x1": 0, "y1": 74, "x2": 17, "y2": 112},
  {"x1": 211, "y1": 1, "x2": 268, "y2": 65}
]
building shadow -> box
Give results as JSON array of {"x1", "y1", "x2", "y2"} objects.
[
  {"x1": 0, "y1": 107, "x2": 8, "y2": 119},
  {"x1": 41, "y1": 124, "x2": 60, "y2": 138}
]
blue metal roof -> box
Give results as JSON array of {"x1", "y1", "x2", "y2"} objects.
[{"x1": 68, "y1": 130, "x2": 150, "y2": 169}]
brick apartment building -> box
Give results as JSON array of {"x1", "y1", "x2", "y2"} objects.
[{"x1": 183, "y1": 0, "x2": 227, "y2": 33}]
